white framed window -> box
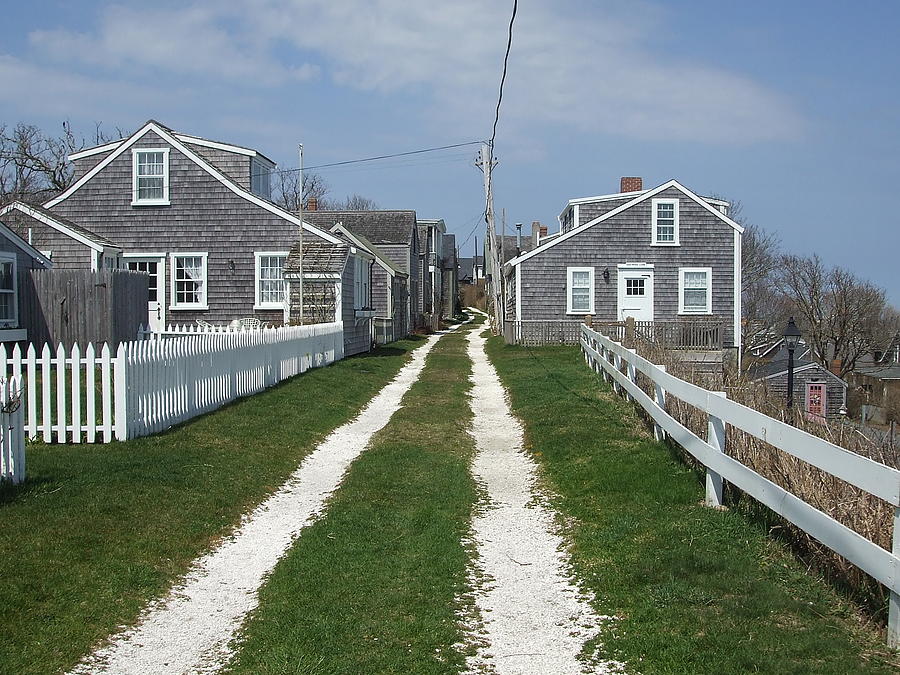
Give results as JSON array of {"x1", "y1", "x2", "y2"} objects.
[
  {"x1": 679, "y1": 267, "x2": 712, "y2": 314},
  {"x1": 354, "y1": 256, "x2": 371, "y2": 309},
  {"x1": 652, "y1": 198, "x2": 679, "y2": 245},
  {"x1": 0, "y1": 255, "x2": 17, "y2": 327},
  {"x1": 170, "y1": 253, "x2": 208, "y2": 309},
  {"x1": 132, "y1": 148, "x2": 170, "y2": 206},
  {"x1": 566, "y1": 266, "x2": 594, "y2": 314},
  {"x1": 254, "y1": 251, "x2": 288, "y2": 309},
  {"x1": 250, "y1": 159, "x2": 272, "y2": 199}
]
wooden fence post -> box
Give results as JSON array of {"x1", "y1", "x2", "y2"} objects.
[
  {"x1": 114, "y1": 343, "x2": 128, "y2": 441},
  {"x1": 624, "y1": 316, "x2": 635, "y2": 349},
  {"x1": 653, "y1": 365, "x2": 667, "y2": 442},
  {"x1": 890, "y1": 506, "x2": 900, "y2": 647},
  {"x1": 706, "y1": 391, "x2": 727, "y2": 507}
]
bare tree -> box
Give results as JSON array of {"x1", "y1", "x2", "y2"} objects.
[
  {"x1": 778, "y1": 254, "x2": 889, "y2": 376},
  {"x1": 321, "y1": 193, "x2": 379, "y2": 211},
  {"x1": 271, "y1": 170, "x2": 329, "y2": 211}
]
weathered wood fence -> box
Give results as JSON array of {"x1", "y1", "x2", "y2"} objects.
[
  {"x1": 0, "y1": 378, "x2": 25, "y2": 484},
  {"x1": 580, "y1": 323, "x2": 900, "y2": 646},
  {"x1": 0, "y1": 322, "x2": 343, "y2": 444},
  {"x1": 505, "y1": 317, "x2": 723, "y2": 349},
  {"x1": 19, "y1": 268, "x2": 149, "y2": 349}
]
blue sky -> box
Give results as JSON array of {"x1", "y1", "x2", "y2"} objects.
[{"x1": 1, "y1": 1, "x2": 897, "y2": 302}]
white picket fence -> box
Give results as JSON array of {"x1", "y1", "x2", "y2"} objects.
[
  {"x1": 0, "y1": 322, "x2": 343, "y2": 444},
  {"x1": 580, "y1": 323, "x2": 900, "y2": 647},
  {"x1": 0, "y1": 378, "x2": 25, "y2": 484}
]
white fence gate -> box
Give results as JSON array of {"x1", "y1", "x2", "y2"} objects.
[
  {"x1": 580, "y1": 323, "x2": 900, "y2": 647},
  {"x1": 0, "y1": 322, "x2": 343, "y2": 444},
  {"x1": 0, "y1": 377, "x2": 25, "y2": 484}
]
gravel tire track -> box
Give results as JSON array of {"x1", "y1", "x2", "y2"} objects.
[{"x1": 69, "y1": 324, "x2": 462, "y2": 675}]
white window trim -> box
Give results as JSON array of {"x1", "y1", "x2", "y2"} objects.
[
  {"x1": 254, "y1": 251, "x2": 288, "y2": 310},
  {"x1": 0, "y1": 254, "x2": 17, "y2": 328},
  {"x1": 132, "y1": 147, "x2": 171, "y2": 206},
  {"x1": 651, "y1": 198, "x2": 679, "y2": 246},
  {"x1": 353, "y1": 255, "x2": 371, "y2": 310},
  {"x1": 169, "y1": 252, "x2": 208, "y2": 310},
  {"x1": 678, "y1": 267, "x2": 713, "y2": 314},
  {"x1": 566, "y1": 266, "x2": 595, "y2": 315}
]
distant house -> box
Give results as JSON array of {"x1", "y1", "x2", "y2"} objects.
[
  {"x1": 458, "y1": 256, "x2": 485, "y2": 284},
  {"x1": 0, "y1": 217, "x2": 53, "y2": 342},
  {"x1": 441, "y1": 233, "x2": 458, "y2": 317},
  {"x1": 329, "y1": 224, "x2": 409, "y2": 344},
  {"x1": 502, "y1": 177, "x2": 742, "y2": 357},
  {"x1": 749, "y1": 344, "x2": 847, "y2": 421},
  {"x1": 283, "y1": 238, "x2": 374, "y2": 356},
  {"x1": 305, "y1": 209, "x2": 422, "y2": 330},
  {"x1": 847, "y1": 337, "x2": 900, "y2": 423},
  {"x1": 25, "y1": 119, "x2": 347, "y2": 331}
]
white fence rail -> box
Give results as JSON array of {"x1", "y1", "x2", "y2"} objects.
[
  {"x1": 580, "y1": 323, "x2": 900, "y2": 647},
  {"x1": 0, "y1": 378, "x2": 25, "y2": 484},
  {"x1": 0, "y1": 323, "x2": 343, "y2": 444}
]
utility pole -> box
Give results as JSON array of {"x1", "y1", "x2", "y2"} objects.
[
  {"x1": 477, "y1": 143, "x2": 502, "y2": 331},
  {"x1": 297, "y1": 144, "x2": 304, "y2": 324}
]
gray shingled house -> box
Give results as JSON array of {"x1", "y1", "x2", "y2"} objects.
[
  {"x1": 0, "y1": 218, "x2": 52, "y2": 343},
  {"x1": 329, "y1": 224, "x2": 409, "y2": 344},
  {"x1": 504, "y1": 178, "x2": 742, "y2": 357},
  {"x1": 305, "y1": 209, "x2": 421, "y2": 331},
  {"x1": 283, "y1": 238, "x2": 375, "y2": 356},
  {"x1": 441, "y1": 233, "x2": 458, "y2": 317},
  {"x1": 25, "y1": 120, "x2": 350, "y2": 333}
]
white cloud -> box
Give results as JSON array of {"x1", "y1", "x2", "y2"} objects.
[{"x1": 11, "y1": 0, "x2": 804, "y2": 145}]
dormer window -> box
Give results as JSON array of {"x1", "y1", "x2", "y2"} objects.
[
  {"x1": 132, "y1": 148, "x2": 170, "y2": 205},
  {"x1": 251, "y1": 158, "x2": 272, "y2": 199},
  {"x1": 652, "y1": 198, "x2": 679, "y2": 245}
]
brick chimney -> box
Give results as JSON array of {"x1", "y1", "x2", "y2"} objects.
[
  {"x1": 620, "y1": 177, "x2": 642, "y2": 193},
  {"x1": 531, "y1": 220, "x2": 543, "y2": 247},
  {"x1": 830, "y1": 358, "x2": 843, "y2": 376},
  {"x1": 306, "y1": 196, "x2": 318, "y2": 211}
]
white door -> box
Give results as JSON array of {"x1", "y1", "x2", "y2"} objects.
[
  {"x1": 125, "y1": 257, "x2": 166, "y2": 331},
  {"x1": 617, "y1": 266, "x2": 654, "y2": 321}
]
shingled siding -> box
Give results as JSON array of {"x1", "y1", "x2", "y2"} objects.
[
  {"x1": 371, "y1": 266, "x2": 390, "y2": 317},
  {"x1": 517, "y1": 186, "x2": 737, "y2": 347},
  {"x1": 379, "y1": 243, "x2": 420, "y2": 329},
  {"x1": 763, "y1": 367, "x2": 846, "y2": 419},
  {"x1": 576, "y1": 196, "x2": 632, "y2": 225},
  {"x1": 1, "y1": 211, "x2": 94, "y2": 268},
  {"x1": 49, "y1": 130, "x2": 317, "y2": 325},
  {"x1": 341, "y1": 264, "x2": 371, "y2": 356},
  {"x1": 182, "y1": 142, "x2": 251, "y2": 190},
  {"x1": 71, "y1": 149, "x2": 116, "y2": 182}
]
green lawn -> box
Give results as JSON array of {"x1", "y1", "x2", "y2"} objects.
[
  {"x1": 0, "y1": 337, "x2": 425, "y2": 675},
  {"x1": 486, "y1": 339, "x2": 898, "y2": 674},
  {"x1": 226, "y1": 324, "x2": 479, "y2": 674}
]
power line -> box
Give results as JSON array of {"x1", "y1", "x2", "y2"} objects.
[
  {"x1": 486, "y1": 0, "x2": 518, "y2": 204},
  {"x1": 269, "y1": 140, "x2": 485, "y2": 175}
]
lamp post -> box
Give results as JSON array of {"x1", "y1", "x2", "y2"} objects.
[{"x1": 782, "y1": 317, "x2": 801, "y2": 410}]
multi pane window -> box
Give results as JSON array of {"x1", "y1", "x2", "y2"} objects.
[
  {"x1": 679, "y1": 268, "x2": 711, "y2": 314},
  {"x1": 0, "y1": 258, "x2": 15, "y2": 325},
  {"x1": 133, "y1": 149, "x2": 169, "y2": 204},
  {"x1": 354, "y1": 256, "x2": 370, "y2": 310},
  {"x1": 250, "y1": 159, "x2": 271, "y2": 199},
  {"x1": 256, "y1": 254, "x2": 286, "y2": 307},
  {"x1": 172, "y1": 254, "x2": 206, "y2": 307},
  {"x1": 126, "y1": 260, "x2": 159, "y2": 301},
  {"x1": 566, "y1": 267, "x2": 594, "y2": 314},
  {"x1": 626, "y1": 278, "x2": 645, "y2": 296},
  {"x1": 652, "y1": 198, "x2": 679, "y2": 245}
]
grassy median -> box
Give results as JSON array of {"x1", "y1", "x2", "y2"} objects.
[
  {"x1": 226, "y1": 324, "x2": 478, "y2": 674},
  {"x1": 486, "y1": 339, "x2": 898, "y2": 674},
  {"x1": 0, "y1": 337, "x2": 425, "y2": 675}
]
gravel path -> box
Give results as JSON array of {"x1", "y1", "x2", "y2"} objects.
[
  {"x1": 462, "y1": 326, "x2": 625, "y2": 675},
  {"x1": 69, "y1": 326, "x2": 458, "y2": 675}
]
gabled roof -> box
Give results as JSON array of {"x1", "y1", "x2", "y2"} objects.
[
  {"x1": 0, "y1": 211, "x2": 53, "y2": 267},
  {"x1": 856, "y1": 364, "x2": 900, "y2": 380},
  {"x1": 69, "y1": 120, "x2": 276, "y2": 166},
  {"x1": 560, "y1": 189, "x2": 729, "y2": 219},
  {"x1": 0, "y1": 201, "x2": 117, "y2": 253},
  {"x1": 498, "y1": 235, "x2": 532, "y2": 264},
  {"x1": 305, "y1": 210, "x2": 418, "y2": 246},
  {"x1": 512, "y1": 179, "x2": 744, "y2": 267},
  {"x1": 330, "y1": 224, "x2": 407, "y2": 277},
  {"x1": 284, "y1": 240, "x2": 349, "y2": 278},
  {"x1": 749, "y1": 357, "x2": 847, "y2": 388},
  {"x1": 417, "y1": 218, "x2": 446, "y2": 234},
  {"x1": 49, "y1": 120, "x2": 338, "y2": 244}
]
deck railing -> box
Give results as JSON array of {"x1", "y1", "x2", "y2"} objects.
[{"x1": 504, "y1": 317, "x2": 724, "y2": 350}]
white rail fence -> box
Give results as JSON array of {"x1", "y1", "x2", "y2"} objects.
[
  {"x1": 0, "y1": 322, "x2": 343, "y2": 445},
  {"x1": 580, "y1": 323, "x2": 900, "y2": 647},
  {"x1": 0, "y1": 378, "x2": 25, "y2": 484}
]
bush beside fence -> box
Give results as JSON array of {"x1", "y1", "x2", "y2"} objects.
[
  {"x1": 580, "y1": 323, "x2": 900, "y2": 647},
  {"x1": 0, "y1": 323, "x2": 344, "y2": 444},
  {"x1": 0, "y1": 378, "x2": 25, "y2": 484}
]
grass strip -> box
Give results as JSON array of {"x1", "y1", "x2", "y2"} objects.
[
  {"x1": 226, "y1": 324, "x2": 478, "y2": 674},
  {"x1": 0, "y1": 337, "x2": 425, "y2": 675},
  {"x1": 486, "y1": 340, "x2": 898, "y2": 674}
]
